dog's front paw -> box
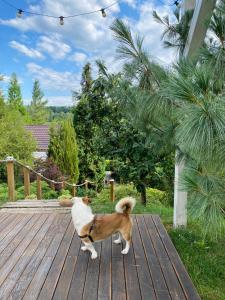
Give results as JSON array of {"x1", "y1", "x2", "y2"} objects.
[
  {"x1": 113, "y1": 239, "x2": 121, "y2": 244},
  {"x1": 81, "y1": 246, "x2": 88, "y2": 251},
  {"x1": 121, "y1": 249, "x2": 129, "y2": 255},
  {"x1": 91, "y1": 252, "x2": 98, "y2": 259}
]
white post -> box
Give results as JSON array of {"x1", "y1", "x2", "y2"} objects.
[
  {"x1": 173, "y1": 0, "x2": 216, "y2": 228},
  {"x1": 173, "y1": 152, "x2": 187, "y2": 227}
]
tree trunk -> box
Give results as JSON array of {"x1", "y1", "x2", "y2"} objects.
[
  {"x1": 136, "y1": 182, "x2": 147, "y2": 206},
  {"x1": 140, "y1": 187, "x2": 147, "y2": 206}
]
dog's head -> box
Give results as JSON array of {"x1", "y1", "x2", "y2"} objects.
[{"x1": 82, "y1": 196, "x2": 92, "y2": 205}]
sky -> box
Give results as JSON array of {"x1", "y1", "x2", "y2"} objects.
[{"x1": 0, "y1": 0, "x2": 177, "y2": 106}]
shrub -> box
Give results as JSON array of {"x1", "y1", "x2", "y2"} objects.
[
  {"x1": 146, "y1": 188, "x2": 170, "y2": 206},
  {"x1": 30, "y1": 158, "x2": 64, "y2": 191},
  {"x1": 25, "y1": 194, "x2": 37, "y2": 200}
]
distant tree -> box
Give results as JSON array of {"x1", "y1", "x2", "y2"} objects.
[
  {"x1": 0, "y1": 79, "x2": 4, "y2": 111},
  {"x1": 48, "y1": 106, "x2": 72, "y2": 122},
  {"x1": 7, "y1": 73, "x2": 26, "y2": 115},
  {"x1": 48, "y1": 119, "x2": 79, "y2": 183},
  {"x1": 81, "y1": 63, "x2": 92, "y2": 93},
  {"x1": 0, "y1": 105, "x2": 36, "y2": 162},
  {"x1": 28, "y1": 80, "x2": 49, "y2": 124}
]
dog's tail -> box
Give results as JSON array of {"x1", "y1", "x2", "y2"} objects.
[{"x1": 115, "y1": 197, "x2": 136, "y2": 215}]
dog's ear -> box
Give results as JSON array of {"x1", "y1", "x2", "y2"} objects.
[{"x1": 82, "y1": 196, "x2": 92, "y2": 205}]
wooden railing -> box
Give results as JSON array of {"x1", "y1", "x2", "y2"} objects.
[{"x1": 0, "y1": 156, "x2": 115, "y2": 202}]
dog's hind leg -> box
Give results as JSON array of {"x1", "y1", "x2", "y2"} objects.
[
  {"x1": 83, "y1": 242, "x2": 98, "y2": 259},
  {"x1": 113, "y1": 233, "x2": 122, "y2": 244},
  {"x1": 121, "y1": 229, "x2": 131, "y2": 254}
]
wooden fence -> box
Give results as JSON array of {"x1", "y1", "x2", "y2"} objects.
[{"x1": 0, "y1": 156, "x2": 115, "y2": 202}]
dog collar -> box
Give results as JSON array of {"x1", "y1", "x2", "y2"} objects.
[{"x1": 78, "y1": 215, "x2": 97, "y2": 243}]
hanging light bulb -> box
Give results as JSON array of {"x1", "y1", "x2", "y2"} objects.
[
  {"x1": 17, "y1": 9, "x2": 23, "y2": 18},
  {"x1": 101, "y1": 9, "x2": 106, "y2": 18},
  {"x1": 59, "y1": 16, "x2": 64, "y2": 25}
]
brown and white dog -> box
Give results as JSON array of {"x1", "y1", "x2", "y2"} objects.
[{"x1": 71, "y1": 196, "x2": 136, "y2": 259}]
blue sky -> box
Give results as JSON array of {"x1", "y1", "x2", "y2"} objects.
[{"x1": 0, "y1": 0, "x2": 176, "y2": 106}]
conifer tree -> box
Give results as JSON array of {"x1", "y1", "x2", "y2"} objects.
[
  {"x1": 8, "y1": 73, "x2": 25, "y2": 115},
  {"x1": 28, "y1": 80, "x2": 49, "y2": 124},
  {"x1": 48, "y1": 119, "x2": 79, "y2": 183},
  {"x1": 81, "y1": 63, "x2": 92, "y2": 93}
]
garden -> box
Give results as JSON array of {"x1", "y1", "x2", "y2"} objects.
[{"x1": 0, "y1": 1, "x2": 225, "y2": 299}]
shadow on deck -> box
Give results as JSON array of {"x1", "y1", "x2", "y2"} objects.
[{"x1": 0, "y1": 202, "x2": 200, "y2": 300}]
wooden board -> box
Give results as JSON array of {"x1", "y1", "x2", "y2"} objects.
[{"x1": 0, "y1": 212, "x2": 200, "y2": 300}]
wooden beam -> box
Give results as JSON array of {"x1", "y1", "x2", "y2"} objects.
[
  {"x1": 72, "y1": 185, "x2": 76, "y2": 197},
  {"x1": 109, "y1": 179, "x2": 115, "y2": 202},
  {"x1": 37, "y1": 174, "x2": 42, "y2": 200},
  {"x1": 6, "y1": 157, "x2": 15, "y2": 201},
  {"x1": 23, "y1": 167, "x2": 30, "y2": 198}
]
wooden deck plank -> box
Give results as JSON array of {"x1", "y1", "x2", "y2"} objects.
[
  {"x1": 98, "y1": 237, "x2": 112, "y2": 300},
  {"x1": 52, "y1": 231, "x2": 81, "y2": 300},
  {"x1": 132, "y1": 216, "x2": 156, "y2": 300},
  {"x1": 0, "y1": 214, "x2": 54, "y2": 299},
  {"x1": 0, "y1": 214, "x2": 41, "y2": 270},
  {"x1": 0, "y1": 214, "x2": 33, "y2": 254},
  {"x1": 8, "y1": 214, "x2": 57, "y2": 300},
  {"x1": 0, "y1": 214, "x2": 45, "y2": 283},
  {"x1": 0, "y1": 213, "x2": 11, "y2": 226},
  {"x1": 0, "y1": 212, "x2": 200, "y2": 300},
  {"x1": 144, "y1": 215, "x2": 186, "y2": 300},
  {"x1": 38, "y1": 221, "x2": 75, "y2": 300},
  {"x1": 152, "y1": 215, "x2": 201, "y2": 300},
  {"x1": 67, "y1": 245, "x2": 90, "y2": 300},
  {"x1": 123, "y1": 237, "x2": 142, "y2": 300},
  {"x1": 136, "y1": 215, "x2": 171, "y2": 300},
  {"x1": 0, "y1": 214, "x2": 24, "y2": 242},
  {"x1": 83, "y1": 242, "x2": 102, "y2": 300},
  {"x1": 111, "y1": 234, "x2": 126, "y2": 300},
  {"x1": 22, "y1": 214, "x2": 71, "y2": 300}
]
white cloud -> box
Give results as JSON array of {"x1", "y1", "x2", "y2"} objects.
[
  {"x1": 37, "y1": 35, "x2": 71, "y2": 59},
  {"x1": 26, "y1": 63, "x2": 80, "y2": 91},
  {"x1": 9, "y1": 40, "x2": 44, "y2": 59},
  {"x1": 2, "y1": 0, "x2": 176, "y2": 65},
  {"x1": 1, "y1": 75, "x2": 11, "y2": 83},
  {"x1": 2, "y1": 0, "x2": 178, "y2": 99},
  {"x1": 45, "y1": 95, "x2": 73, "y2": 106},
  {"x1": 69, "y1": 52, "x2": 87, "y2": 63},
  {"x1": 133, "y1": 2, "x2": 177, "y2": 65}
]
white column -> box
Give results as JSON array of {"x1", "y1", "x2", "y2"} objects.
[
  {"x1": 173, "y1": 153, "x2": 187, "y2": 227},
  {"x1": 173, "y1": 0, "x2": 216, "y2": 228},
  {"x1": 183, "y1": 0, "x2": 216, "y2": 58}
]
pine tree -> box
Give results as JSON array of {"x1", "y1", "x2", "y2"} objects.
[
  {"x1": 81, "y1": 63, "x2": 92, "y2": 93},
  {"x1": 48, "y1": 119, "x2": 79, "y2": 183},
  {"x1": 8, "y1": 73, "x2": 25, "y2": 115},
  {"x1": 28, "y1": 80, "x2": 49, "y2": 124}
]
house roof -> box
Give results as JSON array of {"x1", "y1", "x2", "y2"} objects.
[{"x1": 25, "y1": 125, "x2": 50, "y2": 151}]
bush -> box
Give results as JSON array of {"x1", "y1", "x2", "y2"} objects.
[
  {"x1": 25, "y1": 194, "x2": 37, "y2": 200},
  {"x1": 146, "y1": 188, "x2": 170, "y2": 206},
  {"x1": 30, "y1": 158, "x2": 65, "y2": 191},
  {"x1": 76, "y1": 186, "x2": 97, "y2": 198}
]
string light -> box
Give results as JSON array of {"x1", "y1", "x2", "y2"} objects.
[
  {"x1": 16, "y1": 9, "x2": 23, "y2": 18},
  {"x1": 101, "y1": 8, "x2": 106, "y2": 18},
  {"x1": 157, "y1": 0, "x2": 181, "y2": 7},
  {"x1": 59, "y1": 16, "x2": 64, "y2": 25},
  {"x1": 0, "y1": 0, "x2": 119, "y2": 25}
]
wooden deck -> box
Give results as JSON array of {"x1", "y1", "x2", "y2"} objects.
[{"x1": 0, "y1": 207, "x2": 200, "y2": 300}]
